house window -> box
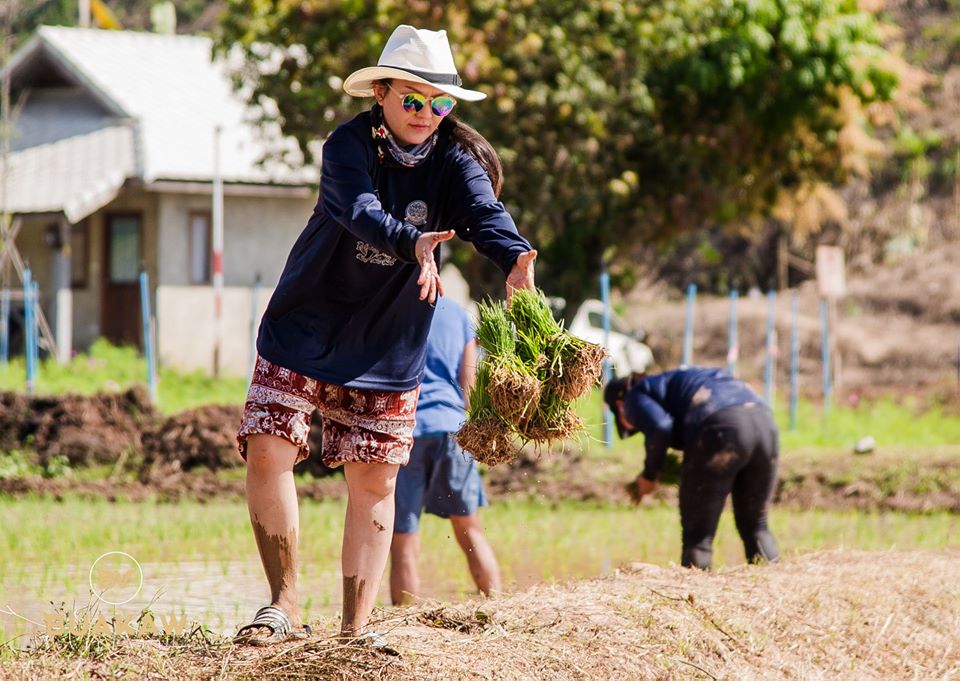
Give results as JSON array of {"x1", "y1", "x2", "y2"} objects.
[
  {"x1": 189, "y1": 211, "x2": 211, "y2": 284},
  {"x1": 108, "y1": 215, "x2": 141, "y2": 283},
  {"x1": 71, "y1": 221, "x2": 89, "y2": 288}
]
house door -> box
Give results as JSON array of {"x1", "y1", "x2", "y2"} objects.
[{"x1": 101, "y1": 214, "x2": 142, "y2": 347}]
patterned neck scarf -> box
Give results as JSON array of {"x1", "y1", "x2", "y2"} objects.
[{"x1": 371, "y1": 104, "x2": 439, "y2": 168}]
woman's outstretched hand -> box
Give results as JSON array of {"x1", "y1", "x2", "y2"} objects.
[
  {"x1": 506, "y1": 250, "x2": 537, "y2": 304},
  {"x1": 415, "y1": 230, "x2": 456, "y2": 303}
]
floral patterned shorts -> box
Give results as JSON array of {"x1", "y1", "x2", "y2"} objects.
[{"x1": 237, "y1": 356, "x2": 419, "y2": 468}]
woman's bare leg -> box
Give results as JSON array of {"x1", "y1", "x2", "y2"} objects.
[
  {"x1": 340, "y1": 461, "x2": 400, "y2": 635},
  {"x1": 244, "y1": 434, "x2": 302, "y2": 632}
]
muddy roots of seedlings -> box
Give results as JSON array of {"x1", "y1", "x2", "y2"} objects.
[
  {"x1": 517, "y1": 406, "x2": 584, "y2": 446},
  {"x1": 488, "y1": 363, "x2": 541, "y2": 426},
  {"x1": 456, "y1": 419, "x2": 519, "y2": 467},
  {"x1": 551, "y1": 341, "x2": 606, "y2": 402}
]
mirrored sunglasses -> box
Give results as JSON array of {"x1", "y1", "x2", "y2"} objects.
[{"x1": 388, "y1": 85, "x2": 457, "y2": 117}]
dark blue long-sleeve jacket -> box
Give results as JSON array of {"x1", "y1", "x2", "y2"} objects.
[
  {"x1": 623, "y1": 367, "x2": 764, "y2": 480},
  {"x1": 257, "y1": 111, "x2": 532, "y2": 391}
]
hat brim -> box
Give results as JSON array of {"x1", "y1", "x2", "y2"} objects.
[{"x1": 343, "y1": 66, "x2": 487, "y2": 102}]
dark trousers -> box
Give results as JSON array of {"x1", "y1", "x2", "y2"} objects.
[{"x1": 679, "y1": 404, "x2": 780, "y2": 570}]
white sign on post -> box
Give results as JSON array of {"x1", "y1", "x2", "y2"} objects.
[{"x1": 815, "y1": 245, "x2": 846, "y2": 298}]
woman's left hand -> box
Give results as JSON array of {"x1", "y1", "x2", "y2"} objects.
[
  {"x1": 506, "y1": 250, "x2": 537, "y2": 303},
  {"x1": 415, "y1": 230, "x2": 456, "y2": 303}
]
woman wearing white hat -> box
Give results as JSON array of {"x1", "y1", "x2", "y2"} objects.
[{"x1": 235, "y1": 25, "x2": 537, "y2": 647}]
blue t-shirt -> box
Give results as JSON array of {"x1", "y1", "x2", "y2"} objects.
[
  {"x1": 413, "y1": 298, "x2": 474, "y2": 437},
  {"x1": 257, "y1": 111, "x2": 532, "y2": 391}
]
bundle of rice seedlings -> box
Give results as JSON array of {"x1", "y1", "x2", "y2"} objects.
[
  {"x1": 455, "y1": 363, "x2": 519, "y2": 466},
  {"x1": 458, "y1": 289, "x2": 604, "y2": 465},
  {"x1": 476, "y1": 299, "x2": 541, "y2": 426}
]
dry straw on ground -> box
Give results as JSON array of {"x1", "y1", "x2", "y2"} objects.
[{"x1": 4, "y1": 549, "x2": 958, "y2": 680}]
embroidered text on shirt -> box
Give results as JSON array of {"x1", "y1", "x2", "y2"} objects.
[{"x1": 355, "y1": 241, "x2": 397, "y2": 267}]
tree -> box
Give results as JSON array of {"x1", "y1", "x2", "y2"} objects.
[{"x1": 217, "y1": 0, "x2": 901, "y2": 310}]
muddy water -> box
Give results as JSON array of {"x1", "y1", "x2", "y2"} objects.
[{"x1": 0, "y1": 558, "x2": 480, "y2": 644}]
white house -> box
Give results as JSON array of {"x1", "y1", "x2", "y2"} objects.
[{"x1": 0, "y1": 26, "x2": 319, "y2": 376}]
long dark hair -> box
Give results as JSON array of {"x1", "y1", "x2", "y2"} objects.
[
  {"x1": 373, "y1": 79, "x2": 503, "y2": 197},
  {"x1": 441, "y1": 115, "x2": 503, "y2": 198}
]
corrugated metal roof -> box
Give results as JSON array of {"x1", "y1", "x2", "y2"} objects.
[
  {"x1": 2, "y1": 124, "x2": 135, "y2": 223},
  {"x1": 7, "y1": 27, "x2": 317, "y2": 189}
]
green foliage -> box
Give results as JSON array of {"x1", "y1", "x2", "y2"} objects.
[
  {"x1": 0, "y1": 450, "x2": 72, "y2": 479},
  {"x1": 216, "y1": 0, "x2": 899, "y2": 307},
  {"x1": 0, "y1": 450, "x2": 33, "y2": 480}
]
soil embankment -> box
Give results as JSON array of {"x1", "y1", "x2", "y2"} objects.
[{"x1": 2, "y1": 393, "x2": 959, "y2": 512}]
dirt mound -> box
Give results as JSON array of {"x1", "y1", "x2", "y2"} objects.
[
  {"x1": 142, "y1": 405, "x2": 245, "y2": 473},
  {"x1": 6, "y1": 549, "x2": 958, "y2": 679},
  {"x1": 0, "y1": 387, "x2": 155, "y2": 467},
  {"x1": 483, "y1": 448, "x2": 615, "y2": 502},
  {"x1": 0, "y1": 390, "x2": 338, "y2": 478},
  {"x1": 140, "y1": 406, "x2": 335, "y2": 477},
  {"x1": 846, "y1": 241, "x2": 960, "y2": 324}
]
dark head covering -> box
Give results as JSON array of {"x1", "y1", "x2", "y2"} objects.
[{"x1": 603, "y1": 373, "x2": 643, "y2": 439}]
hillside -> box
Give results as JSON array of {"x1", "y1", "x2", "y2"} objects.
[{"x1": 3, "y1": 549, "x2": 958, "y2": 679}]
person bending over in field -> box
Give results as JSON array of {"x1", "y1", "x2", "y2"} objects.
[
  {"x1": 390, "y1": 296, "x2": 501, "y2": 604},
  {"x1": 234, "y1": 25, "x2": 535, "y2": 647},
  {"x1": 604, "y1": 367, "x2": 780, "y2": 570}
]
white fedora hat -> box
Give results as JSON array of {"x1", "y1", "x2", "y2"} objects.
[{"x1": 343, "y1": 25, "x2": 486, "y2": 102}]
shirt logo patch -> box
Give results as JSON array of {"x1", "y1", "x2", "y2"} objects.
[
  {"x1": 355, "y1": 241, "x2": 397, "y2": 267},
  {"x1": 404, "y1": 200, "x2": 429, "y2": 226}
]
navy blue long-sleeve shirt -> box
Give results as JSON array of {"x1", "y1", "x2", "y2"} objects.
[
  {"x1": 623, "y1": 368, "x2": 764, "y2": 480},
  {"x1": 257, "y1": 111, "x2": 532, "y2": 391}
]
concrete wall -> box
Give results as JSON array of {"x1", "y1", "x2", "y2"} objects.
[
  {"x1": 156, "y1": 284, "x2": 273, "y2": 376},
  {"x1": 155, "y1": 192, "x2": 314, "y2": 287}
]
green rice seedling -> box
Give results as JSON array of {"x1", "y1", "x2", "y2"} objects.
[
  {"x1": 475, "y1": 299, "x2": 516, "y2": 357},
  {"x1": 508, "y1": 289, "x2": 562, "y2": 366},
  {"x1": 475, "y1": 298, "x2": 542, "y2": 425}
]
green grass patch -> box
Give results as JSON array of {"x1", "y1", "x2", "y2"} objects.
[
  {"x1": 0, "y1": 340, "x2": 247, "y2": 414},
  {"x1": 1, "y1": 496, "x2": 956, "y2": 591},
  {"x1": 574, "y1": 388, "x2": 960, "y2": 457}
]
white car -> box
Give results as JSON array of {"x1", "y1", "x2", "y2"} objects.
[{"x1": 567, "y1": 299, "x2": 654, "y2": 375}]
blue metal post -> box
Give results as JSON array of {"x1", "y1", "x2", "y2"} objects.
[
  {"x1": 681, "y1": 283, "x2": 696, "y2": 368},
  {"x1": 139, "y1": 270, "x2": 158, "y2": 403},
  {"x1": 23, "y1": 269, "x2": 36, "y2": 393},
  {"x1": 763, "y1": 290, "x2": 776, "y2": 405},
  {"x1": 726, "y1": 290, "x2": 739, "y2": 376},
  {"x1": 789, "y1": 291, "x2": 799, "y2": 430},
  {"x1": 820, "y1": 298, "x2": 832, "y2": 413},
  {"x1": 0, "y1": 287, "x2": 9, "y2": 365},
  {"x1": 600, "y1": 268, "x2": 613, "y2": 448}
]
